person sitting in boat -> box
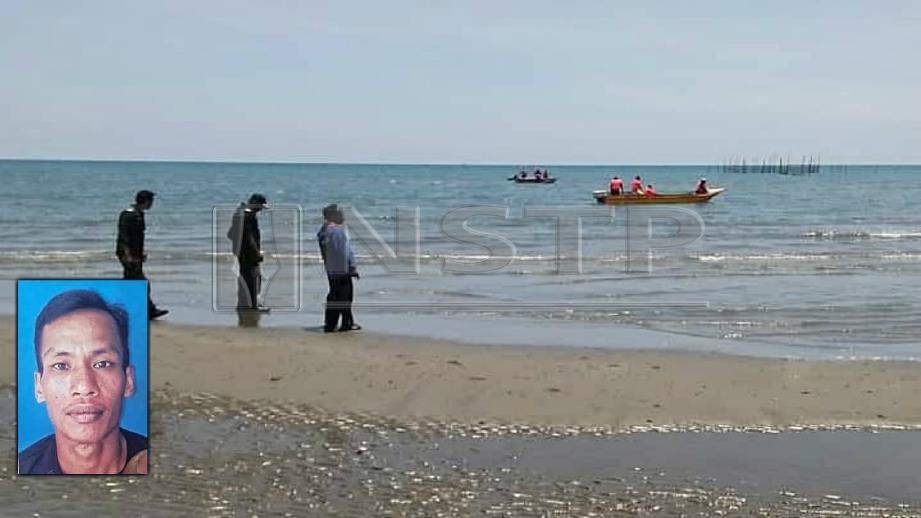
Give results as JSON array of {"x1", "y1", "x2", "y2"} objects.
[
  {"x1": 609, "y1": 176, "x2": 623, "y2": 195},
  {"x1": 644, "y1": 184, "x2": 658, "y2": 197},
  {"x1": 518, "y1": 170, "x2": 527, "y2": 180},
  {"x1": 543, "y1": 169, "x2": 552, "y2": 179},
  {"x1": 695, "y1": 178, "x2": 709, "y2": 194},
  {"x1": 631, "y1": 176, "x2": 644, "y2": 194}
]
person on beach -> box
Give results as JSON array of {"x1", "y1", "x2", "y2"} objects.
[
  {"x1": 318, "y1": 204, "x2": 361, "y2": 333},
  {"x1": 609, "y1": 176, "x2": 623, "y2": 195},
  {"x1": 228, "y1": 193, "x2": 269, "y2": 312},
  {"x1": 695, "y1": 178, "x2": 709, "y2": 194},
  {"x1": 644, "y1": 184, "x2": 658, "y2": 197},
  {"x1": 18, "y1": 290, "x2": 148, "y2": 475},
  {"x1": 631, "y1": 176, "x2": 644, "y2": 194},
  {"x1": 116, "y1": 190, "x2": 167, "y2": 320}
]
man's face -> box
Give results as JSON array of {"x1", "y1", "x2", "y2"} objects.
[{"x1": 34, "y1": 310, "x2": 135, "y2": 445}]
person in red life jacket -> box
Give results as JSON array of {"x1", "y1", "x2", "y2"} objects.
[
  {"x1": 644, "y1": 184, "x2": 658, "y2": 197},
  {"x1": 609, "y1": 176, "x2": 624, "y2": 195},
  {"x1": 631, "y1": 176, "x2": 644, "y2": 194},
  {"x1": 695, "y1": 177, "x2": 709, "y2": 194}
]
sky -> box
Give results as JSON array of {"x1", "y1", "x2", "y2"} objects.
[{"x1": 1, "y1": 1, "x2": 919, "y2": 164}]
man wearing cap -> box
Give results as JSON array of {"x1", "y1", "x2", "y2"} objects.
[
  {"x1": 117, "y1": 190, "x2": 168, "y2": 320},
  {"x1": 228, "y1": 194, "x2": 269, "y2": 311}
]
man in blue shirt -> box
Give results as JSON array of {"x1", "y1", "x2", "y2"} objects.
[{"x1": 317, "y1": 204, "x2": 361, "y2": 332}]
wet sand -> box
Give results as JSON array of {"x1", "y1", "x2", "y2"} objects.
[
  {"x1": 3, "y1": 317, "x2": 921, "y2": 429},
  {"x1": 2, "y1": 388, "x2": 920, "y2": 515},
  {"x1": 5, "y1": 317, "x2": 921, "y2": 514}
]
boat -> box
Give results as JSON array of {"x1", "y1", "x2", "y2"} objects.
[
  {"x1": 509, "y1": 176, "x2": 557, "y2": 184},
  {"x1": 592, "y1": 187, "x2": 725, "y2": 205}
]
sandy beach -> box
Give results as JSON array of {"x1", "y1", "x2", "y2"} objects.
[{"x1": 4, "y1": 316, "x2": 920, "y2": 429}]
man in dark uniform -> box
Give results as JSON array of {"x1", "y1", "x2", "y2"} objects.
[
  {"x1": 117, "y1": 190, "x2": 168, "y2": 320},
  {"x1": 228, "y1": 193, "x2": 269, "y2": 311}
]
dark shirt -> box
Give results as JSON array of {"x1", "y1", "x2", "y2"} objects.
[
  {"x1": 116, "y1": 207, "x2": 146, "y2": 261},
  {"x1": 229, "y1": 206, "x2": 262, "y2": 263},
  {"x1": 18, "y1": 428, "x2": 148, "y2": 475}
]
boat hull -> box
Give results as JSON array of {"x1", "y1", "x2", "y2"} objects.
[
  {"x1": 593, "y1": 188, "x2": 725, "y2": 205},
  {"x1": 510, "y1": 177, "x2": 557, "y2": 184}
]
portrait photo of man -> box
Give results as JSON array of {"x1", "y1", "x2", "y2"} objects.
[{"x1": 17, "y1": 280, "x2": 149, "y2": 475}]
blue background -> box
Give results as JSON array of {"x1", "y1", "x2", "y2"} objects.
[{"x1": 17, "y1": 280, "x2": 148, "y2": 452}]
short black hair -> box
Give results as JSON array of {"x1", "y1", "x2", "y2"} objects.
[
  {"x1": 135, "y1": 190, "x2": 156, "y2": 204},
  {"x1": 323, "y1": 204, "x2": 342, "y2": 222},
  {"x1": 34, "y1": 290, "x2": 130, "y2": 374}
]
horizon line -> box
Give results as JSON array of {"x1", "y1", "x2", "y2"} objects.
[{"x1": 1, "y1": 157, "x2": 919, "y2": 167}]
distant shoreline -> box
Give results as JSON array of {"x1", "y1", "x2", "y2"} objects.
[{"x1": 2, "y1": 158, "x2": 919, "y2": 167}]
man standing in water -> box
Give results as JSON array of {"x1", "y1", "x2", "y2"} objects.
[
  {"x1": 228, "y1": 193, "x2": 270, "y2": 312},
  {"x1": 318, "y1": 204, "x2": 360, "y2": 332},
  {"x1": 117, "y1": 190, "x2": 168, "y2": 320}
]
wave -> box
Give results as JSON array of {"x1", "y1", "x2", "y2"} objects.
[
  {"x1": 0, "y1": 249, "x2": 562, "y2": 268},
  {"x1": 0, "y1": 249, "x2": 629, "y2": 264},
  {"x1": 802, "y1": 228, "x2": 921, "y2": 240},
  {"x1": 695, "y1": 252, "x2": 921, "y2": 263},
  {"x1": 4, "y1": 249, "x2": 921, "y2": 272},
  {"x1": 0, "y1": 250, "x2": 114, "y2": 263},
  {"x1": 696, "y1": 252, "x2": 830, "y2": 263}
]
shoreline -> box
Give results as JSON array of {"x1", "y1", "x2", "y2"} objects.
[{"x1": 3, "y1": 317, "x2": 921, "y2": 429}]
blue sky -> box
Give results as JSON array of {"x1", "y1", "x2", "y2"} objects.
[{"x1": 2, "y1": 1, "x2": 919, "y2": 164}]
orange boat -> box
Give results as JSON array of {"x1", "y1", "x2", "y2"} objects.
[{"x1": 592, "y1": 187, "x2": 725, "y2": 205}]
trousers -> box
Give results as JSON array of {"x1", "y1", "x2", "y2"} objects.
[
  {"x1": 324, "y1": 275, "x2": 354, "y2": 331},
  {"x1": 237, "y1": 261, "x2": 261, "y2": 309},
  {"x1": 121, "y1": 260, "x2": 155, "y2": 313}
]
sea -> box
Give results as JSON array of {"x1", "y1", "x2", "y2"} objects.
[{"x1": 1, "y1": 160, "x2": 919, "y2": 360}]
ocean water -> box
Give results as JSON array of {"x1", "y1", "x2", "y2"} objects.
[{"x1": 1, "y1": 160, "x2": 919, "y2": 359}]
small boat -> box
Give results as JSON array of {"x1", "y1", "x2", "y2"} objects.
[
  {"x1": 509, "y1": 176, "x2": 557, "y2": 184},
  {"x1": 592, "y1": 188, "x2": 725, "y2": 205}
]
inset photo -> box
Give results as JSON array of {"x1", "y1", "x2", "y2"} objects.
[{"x1": 17, "y1": 280, "x2": 149, "y2": 475}]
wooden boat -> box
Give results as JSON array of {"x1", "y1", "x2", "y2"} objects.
[
  {"x1": 509, "y1": 176, "x2": 557, "y2": 184},
  {"x1": 592, "y1": 187, "x2": 725, "y2": 205}
]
